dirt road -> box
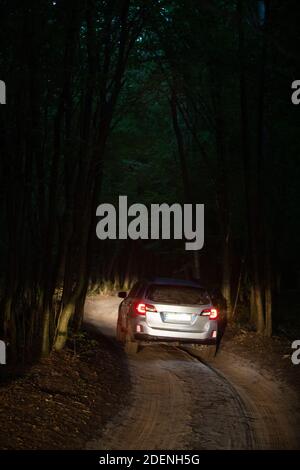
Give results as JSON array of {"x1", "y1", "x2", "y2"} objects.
[{"x1": 84, "y1": 295, "x2": 300, "y2": 450}]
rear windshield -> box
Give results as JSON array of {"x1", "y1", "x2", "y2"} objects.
[{"x1": 146, "y1": 284, "x2": 210, "y2": 305}]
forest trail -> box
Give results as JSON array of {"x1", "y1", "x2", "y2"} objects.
[{"x1": 84, "y1": 295, "x2": 299, "y2": 450}]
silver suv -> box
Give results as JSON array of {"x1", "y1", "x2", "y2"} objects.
[{"x1": 116, "y1": 278, "x2": 218, "y2": 353}]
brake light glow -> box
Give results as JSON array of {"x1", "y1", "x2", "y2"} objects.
[
  {"x1": 134, "y1": 302, "x2": 157, "y2": 315},
  {"x1": 201, "y1": 308, "x2": 218, "y2": 320},
  {"x1": 209, "y1": 308, "x2": 218, "y2": 320}
]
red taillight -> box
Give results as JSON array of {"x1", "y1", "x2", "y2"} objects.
[
  {"x1": 135, "y1": 303, "x2": 146, "y2": 314},
  {"x1": 209, "y1": 308, "x2": 218, "y2": 320},
  {"x1": 201, "y1": 308, "x2": 218, "y2": 320},
  {"x1": 134, "y1": 302, "x2": 157, "y2": 315}
]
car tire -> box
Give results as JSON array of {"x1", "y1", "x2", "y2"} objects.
[
  {"x1": 116, "y1": 321, "x2": 125, "y2": 343},
  {"x1": 124, "y1": 324, "x2": 139, "y2": 355},
  {"x1": 205, "y1": 344, "x2": 217, "y2": 360},
  {"x1": 124, "y1": 339, "x2": 139, "y2": 355},
  {"x1": 187, "y1": 343, "x2": 217, "y2": 361}
]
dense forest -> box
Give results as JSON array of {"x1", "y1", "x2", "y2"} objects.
[{"x1": 0, "y1": 0, "x2": 299, "y2": 361}]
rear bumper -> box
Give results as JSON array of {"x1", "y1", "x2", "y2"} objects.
[
  {"x1": 134, "y1": 332, "x2": 216, "y2": 345},
  {"x1": 132, "y1": 319, "x2": 218, "y2": 344}
]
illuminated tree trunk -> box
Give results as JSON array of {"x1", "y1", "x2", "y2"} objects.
[{"x1": 222, "y1": 233, "x2": 232, "y2": 318}]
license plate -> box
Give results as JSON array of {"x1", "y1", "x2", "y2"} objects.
[{"x1": 164, "y1": 313, "x2": 192, "y2": 323}]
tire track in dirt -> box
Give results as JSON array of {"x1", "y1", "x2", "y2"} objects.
[
  {"x1": 86, "y1": 345, "x2": 253, "y2": 450},
  {"x1": 183, "y1": 347, "x2": 300, "y2": 449},
  {"x1": 85, "y1": 296, "x2": 299, "y2": 450},
  {"x1": 215, "y1": 353, "x2": 300, "y2": 449}
]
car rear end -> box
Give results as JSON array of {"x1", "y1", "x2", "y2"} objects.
[{"x1": 130, "y1": 282, "x2": 218, "y2": 344}]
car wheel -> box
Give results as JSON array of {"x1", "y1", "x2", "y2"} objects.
[
  {"x1": 187, "y1": 343, "x2": 216, "y2": 361},
  {"x1": 116, "y1": 321, "x2": 125, "y2": 343},
  {"x1": 124, "y1": 340, "x2": 139, "y2": 355},
  {"x1": 124, "y1": 324, "x2": 139, "y2": 355},
  {"x1": 205, "y1": 344, "x2": 217, "y2": 360}
]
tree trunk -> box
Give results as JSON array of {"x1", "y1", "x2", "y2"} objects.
[
  {"x1": 221, "y1": 234, "x2": 232, "y2": 319},
  {"x1": 253, "y1": 281, "x2": 265, "y2": 334},
  {"x1": 170, "y1": 87, "x2": 191, "y2": 202},
  {"x1": 238, "y1": 0, "x2": 266, "y2": 333},
  {"x1": 41, "y1": 305, "x2": 50, "y2": 357},
  {"x1": 250, "y1": 283, "x2": 257, "y2": 327},
  {"x1": 73, "y1": 278, "x2": 89, "y2": 333},
  {"x1": 264, "y1": 246, "x2": 272, "y2": 337},
  {"x1": 193, "y1": 252, "x2": 200, "y2": 279},
  {"x1": 54, "y1": 303, "x2": 75, "y2": 351}
]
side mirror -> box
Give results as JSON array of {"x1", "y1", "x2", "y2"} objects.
[{"x1": 118, "y1": 291, "x2": 127, "y2": 299}]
